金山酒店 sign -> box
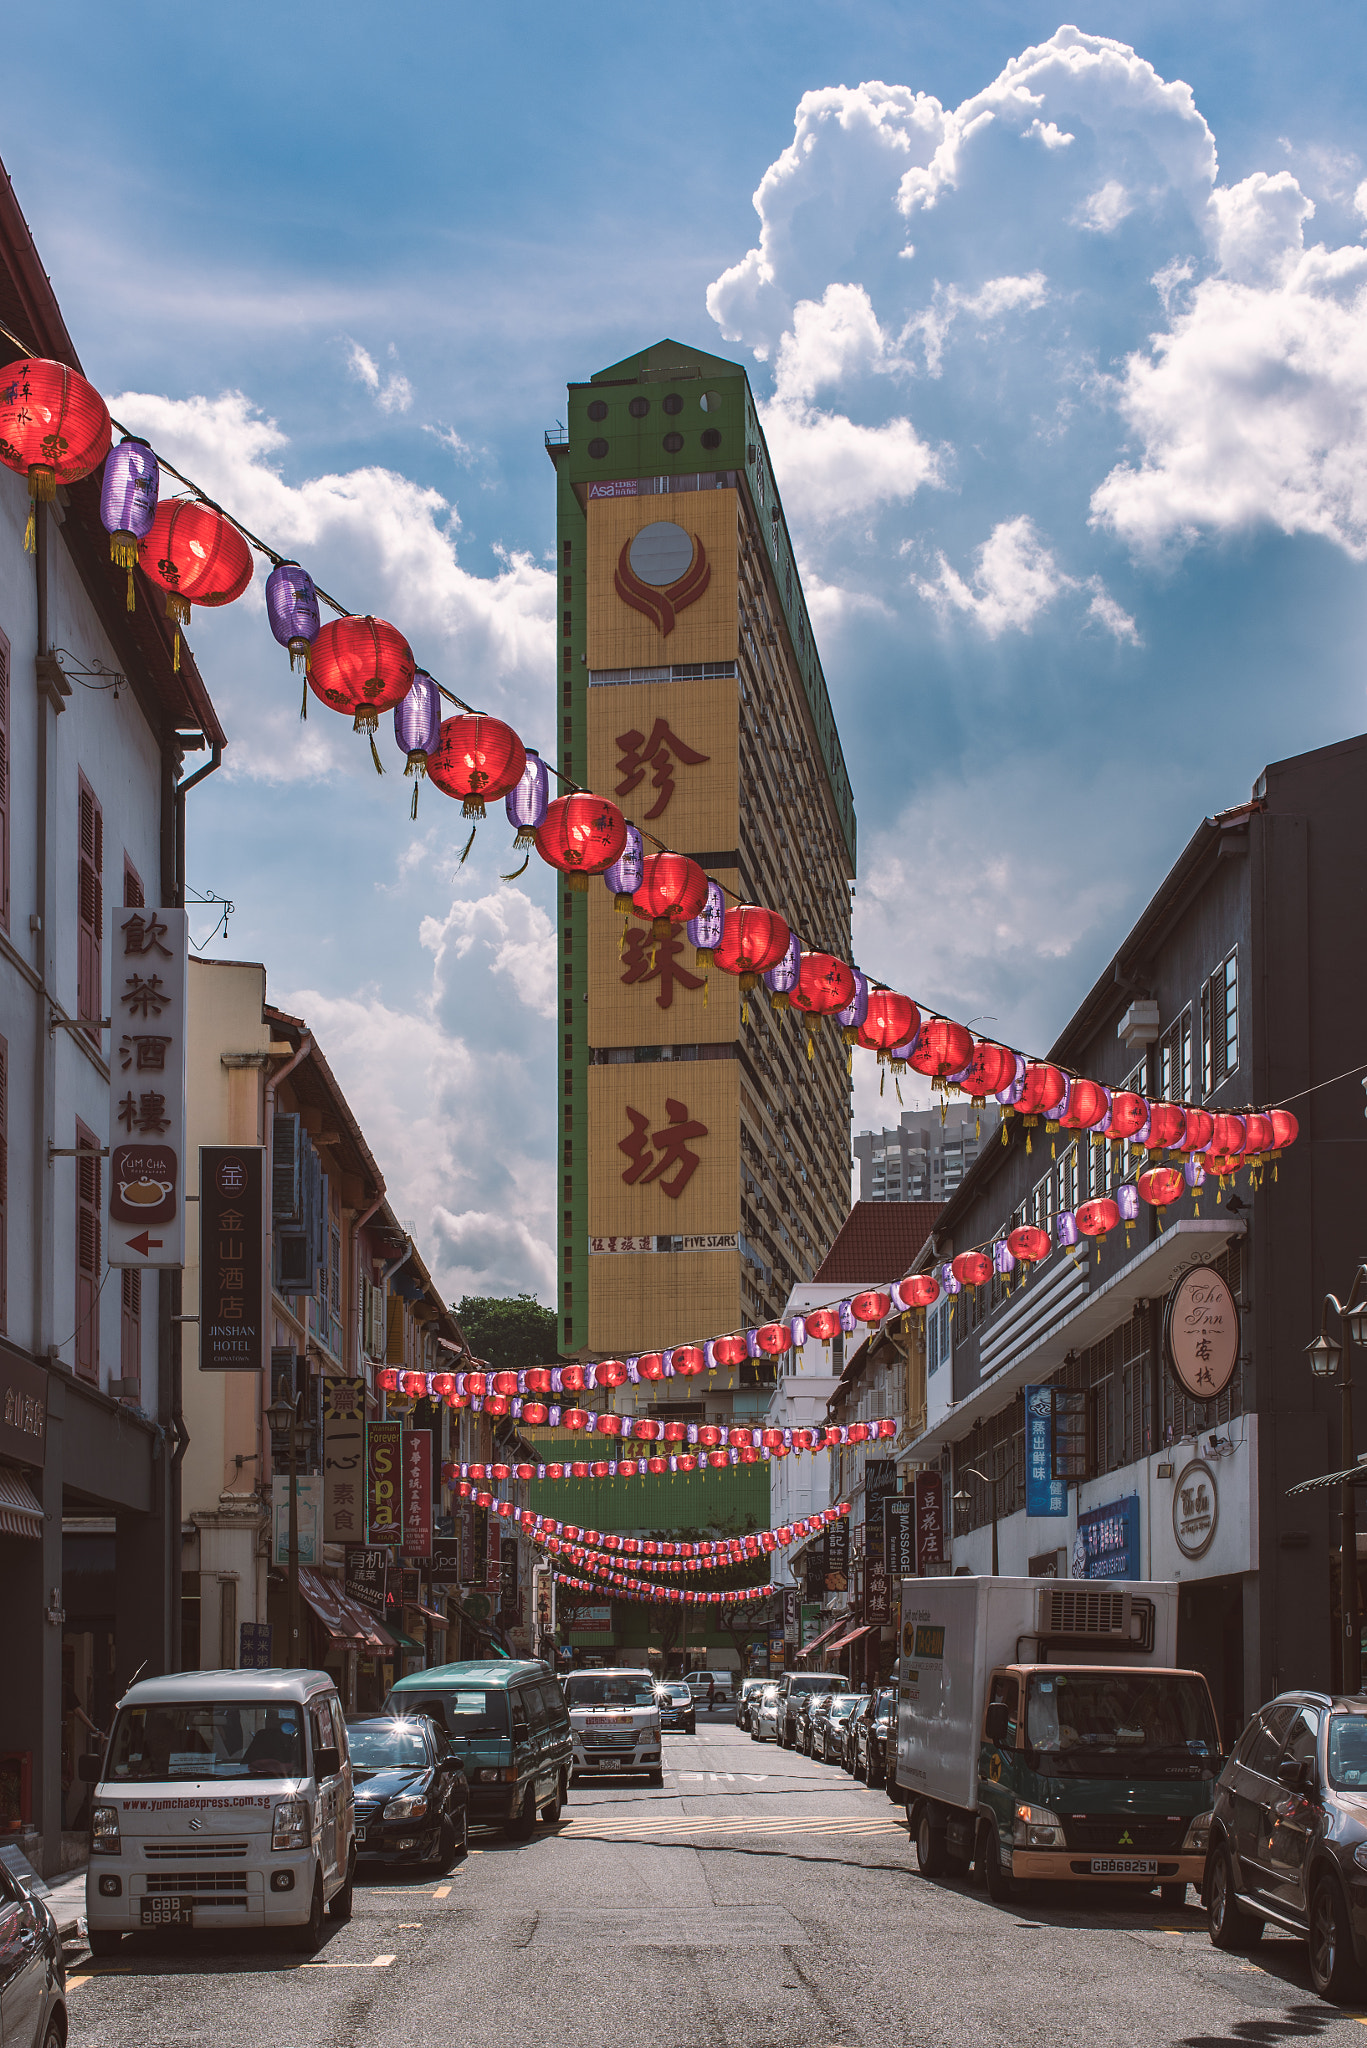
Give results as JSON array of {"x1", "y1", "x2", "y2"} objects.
[
  {"x1": 198, "y1": 1147, "x2": 267, "y2": 1371},
  {"x1": 108, "y1": 906, "x2": 188, "y2": 1271}
]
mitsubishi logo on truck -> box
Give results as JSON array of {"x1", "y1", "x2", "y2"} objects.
[{"x1": 1118, "y1": 1830, "x2": 1133, "y2": 1846}]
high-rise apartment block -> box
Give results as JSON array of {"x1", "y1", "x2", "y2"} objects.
[
  {"x1": 853, "y1": 1106, "x2": 997, "y2": 1205},
  {"x1": 545, "y1": 340, "x2": 856, "y2": 1368}
]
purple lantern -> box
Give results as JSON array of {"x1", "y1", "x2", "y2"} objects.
[
  {"x1": 394, "y1": 671, "x2": 442, "y2": 817},
  {"x1": 839, "y1": 1298, "x2": 856, "y2": 1334},
  {"x1": 505, "y1": 748, "x2": 550, "y2": 846},
  {"x1": 993, "y1": 1239, "x2": 1016, "y2": 1275},
  {"x1": 1050, "y1": 1077, "x2": 1072, "y2": 1127},
  {"x1": 687, "y1": 878, "x2": 726, "y2": 959},
  {"x1": 745, "y1": 1328, "x2": 761, "y2": 1359},
  {"x1": 100, "y1": 437, "x2": 159, "y2": 610},
  {"x1": 265, "y1": 561, "x2": 321, "y2": 673},
  {"x1": 764, "y1": 929, "x2": 801, "y2": 1010},
  {"x1": 790, "y1": 1314, "x2": 806, "y2": 1347},
  {"x1": 1116, "y1": 1183, "x2": 1140, "y2": 1225},
  {"x1": 1056, "y1": 1209, "x2": 1079, "y2": 1248},
  {"x1": 837, "y1": 968, "x2": 869, "y2": 1038},
  {"x1": 996, "y1": 1054, "x2": 1027, "y2": 1107},
  {"x1": 603, "y1": 822, "x2": 644, "y2": 909}
]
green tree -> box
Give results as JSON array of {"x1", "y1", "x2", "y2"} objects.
[{"x1": 453, "y1": 1293, "x2": 557, "y2": 1373}]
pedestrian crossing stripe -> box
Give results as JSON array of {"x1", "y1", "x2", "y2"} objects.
[{"x1": 558, "y1": 1817, "x2": 901, "y2": 1837}]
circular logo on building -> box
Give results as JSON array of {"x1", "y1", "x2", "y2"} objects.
[
  {"x1": 215, "y1": 1157, "x2": 247, "y2": 1197},
  {"x1": 627, "y1": 521, "x2": 696, "y2": 586},
  {"x1": 1172, "y1": 1458, "x2": 1218, "y2": 1560},
  {"x1": 615, "y1": 520, "x2": 712, "y2": 637}
]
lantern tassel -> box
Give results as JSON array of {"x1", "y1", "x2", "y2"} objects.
[
  {"x1": 500, "y1": 854, "x2": 530, "y2": 882},
  {"x1": 462, "y1": 795, "x2": 488, "y2": 820},
  {"x1": 299, "y1": 674, "x2": 309, "y2": 721},
  {"x1": 369, "y1": 733, "x2": 385, "y2": 776},
  {"x1": 288, "y1": 638, "x2": 312, "y2": 674},
  {"x1": 411, "y1": 781, "x2": 420, "y2": 820},
  {"x1": 459, "y1": 825, "x2": 477, "y2": 865},
  {"x1": 24, "y1": 506, "x2": 35, "y2": 554},
  {"x1": 110, "y1": 532, "x2": 139, "y2": 611},
  {"x1": 515, "y1": 826, "x2": 539, "y2": 849}
]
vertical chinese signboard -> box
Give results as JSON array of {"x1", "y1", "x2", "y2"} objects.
[
  {"x1": 198, "y1": 1147, "x2": 267, "y2": 1370},
  {"x1": 914, "y1": 1470, "x2": 946, "y2": 1573},
  {"x1": 863, "y1": 1460, "x2": 897, "y2": 1624},
  {"x1": 365, "y1": 1420, "x2": 402, "y2": 1545},
  {"x1": 1025, "y1": 1384, "x2": 1069, "y2": 1517},
  {"x1": 485, "y1": 1515, "x2": 502, "y2": 1592},
  {"x1": 884, "y1": 1496, "x2": 916, "y2": 1578},
  {"x1": 402, "y1": 1429, "x2": 432, "y2": 1560},
  {"x1": 323, "y1": 1377, "x2": 366, "y2": 1542},
  {"x1": 108, "y1": 905, "x2": 188, "y2": 1269}
]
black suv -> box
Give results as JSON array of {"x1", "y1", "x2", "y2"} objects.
[
  {"x1": 774, "y1": 1672, "x2": 847, "y2": 1748},
  {"x1": 853, "y1": 1686, "x2": 897, "y2": 1787},
  {"x1": 1206, "y1": 1691, "x2": 1367, "y2": 2001}
]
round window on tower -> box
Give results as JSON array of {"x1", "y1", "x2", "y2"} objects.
[
  {"x1": 699, "y1": 391, "x2": 723, "y2": 413},
  {"x1": 587, "y1": 400, "x2": 608, "y2": 422},
  {"x1": 662, "y1": 393, "x2": 684, "y2": 416},
  {"x1": 662, "y1": 432, "x2": 684, "y2": 454},
  {"x1": 700, "y1": 429, "x2": 721, "y2": 451},
  {"x1": 628, "y1": 396, "x2": 650, "y2": 419},
  {"x1": 587, "y1": 438, "x2": 609, "y2": 459}
]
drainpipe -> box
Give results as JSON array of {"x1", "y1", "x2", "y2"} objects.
[{"x1": 349, "y1": 1195, "x2": 388, "y2": 1376}]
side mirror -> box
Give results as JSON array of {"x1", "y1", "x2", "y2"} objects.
[
  {"x1": 1277, "y1": 1753, "x2": 1315, "y2": 1794},
  {"x1": 78, "y1": 1754, "x2": 103, "y2": 1784},
  {"x1": 984, "y1": 1701, "x2": 1010, "y2": 1746},
  {"x1": 313, "y1": 1746, "x2": 340, "y2": 1779}
]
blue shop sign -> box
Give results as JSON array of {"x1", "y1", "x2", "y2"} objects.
[
  {"x1": 1072, "y1": 1495, "x2": 1140, "y2": 1580},
  {"x1": 1025, "y1": 1385, "x2": 1068, "y2": 1518}
]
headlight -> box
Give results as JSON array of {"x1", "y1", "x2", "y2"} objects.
[
  {"x1": 1182, "y1": 1812, "x2": 1214, "y2": 1856},
  {"x1": 91, "y1": 1804, "x2": 120, "y2": 1855},
  {"x1": 383, "y1": 1793, "x2": 429, "y2": 1820},
  {"x1": 1352, "y1": 1843, "x2": 1367, "y2": 1873},
  {"x1": 476, "y1": 1767, "x2": 516, "y2": 1783},
  {"x1": 1013, "y1": 1801, "x2": 1065, "y2": 1849},
  {"x1": 272, "y1": 1797, "x2": 310, "y2": 1850}
]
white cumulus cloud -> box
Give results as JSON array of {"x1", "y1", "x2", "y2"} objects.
[{"x1": 913, "y1": 516, "x2": 1138, "y2": 641}]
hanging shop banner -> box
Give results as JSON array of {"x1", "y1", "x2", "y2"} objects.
[
  {"x1": 914, "y1": 1470, "x2": 945, "y2": 1574},
  {"x1": 783, "y1": 1587, "x2": 799, "y2": 1648},
  {"x1": 239, "y1": 1621, "x2": 272, "y2": 1669},
  {"x1": 428, "y1": 1537, "x2": 462, "y2": 1586},
  {"x1": 365, "y1": 1421, "x2": 403, "y2": 1545},
  {"x1": 500, "y1": 1536, "x2": 520, "y2": 1608},
  {"x1": 272, "y1": 1474, "x2": 322, "y2": 1565},
  {"x1": 197, "y1": 1147, "x2": 268, "y2": 1370},
  {"x1": 345, "y1": 1546, "x2": 389, "y2": 1617},
  {"x1": 800, "y1": 1602, "x2": 823, "y2": 1647},
  {"x1": 863, "y1": 1460, "x2": 897, "y2": 1567},
  {"x1": 459, "y1": 1503, "x2": 478, "y2": 1586},
  {"x1": 1025, "y1": 1384, "x2": 1069, "y2": 1518},
  {"x1": 824, "y1": 1514, "x2": 849, "y2": 1592},
  {"x1": 486, "y1": 1513, "x2": 502, "y2": 1591},
  {"x1": 108, "y1": 904, "x2": 189, "y2": 1270},
  {"x1": 1071, "y1": 1495, "x2": 1140, "y2": 1580},
  {"x1": 865, "y1": 1560, "x2": 891, "y2": 1626},
  {"x1": 1165, "y1": 1265, "x2": 1240, "y2": 1403},
  {"x1": 322, "y1": 1376, "x2": 366, "y2": 1542},
  {"x1": 402, "y1": 1428, "x2": 433, "y2": 1559},
  {"x1": 884, "y1": 1496, "x2": 916, "y2": 1578}
]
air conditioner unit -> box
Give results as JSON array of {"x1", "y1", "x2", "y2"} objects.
[{"x1": 1035, "y1": 1585, "x2": 1131, "y2": 1640}]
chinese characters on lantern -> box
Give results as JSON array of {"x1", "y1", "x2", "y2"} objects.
[
  {"x1": 108, "y1": 905, "x2": 188, "y2": 1269},
  {"x1": 198, "y1": 1147, "x2": 268, "y2": 1370},
  {"x1": 618, "y1": 1098, "x2": 709, "y2": 1198}
]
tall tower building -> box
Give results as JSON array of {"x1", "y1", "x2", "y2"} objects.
[{"x1": 546, "y1": 340, "x2": 856, "y2": 1389}]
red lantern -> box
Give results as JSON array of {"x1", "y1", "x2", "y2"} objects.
[
  {"x1": 596, "y1": 1413, "x2": 624, "y2": 1438},
  {"x1": 900, "y1": 1274, "x2": 941, "y2": 1309},
  {"x1": 426, "y1": 714, "x2": 527, "y2": 819},
  {"x1": 1076, "y1": 1198, "x2": 1120, "y2": 1240},
  {"x1": 663, "y1": 1421, "x2": 688, "y2": 1442},
  {"x1": 1017, "y1": 1064, "x2": 1067, "y2": 1118},
  {"x1": 632, "y1": 853, "x2": 710, "y2": 939},
  {"x1": 712, "y1": 1335, "x2": 749, "y2": 1368},
  {"x1": 536, "y1": 793, "x2": 628, "y2": 889},
  {"x1": 597, "y1": 1359, "x2": 629, "y2": 1388},
  {"x1": 1107, "y1": 1092, "x2": 1149, "y2": 1142},
  {"x1": 375, "y1": 1367, "x2": 399, "y2": 1392},
  {"x1": 698, "y1": 1426, "x2": 723, "y2": 1448},
  {"x1": 522, "y1": 1402, "x2": 549, "y2": 1425},
  {"x1": 856, "y1": 992, "x2": 919, "y2": 1055},
  {"x1": 1243, "y1": 1113, "x2": 1275, "y2": 1155},
  {"x1": 491, "y1": 1371, "x2": 519, "y2": 1397},
  {"x1": 848, "y1": 1423, "x2": 870, "y2": 1444},
  {"x1": 803, "y1": 1306, "x2": 841, "y2": 1341},
  {"x1": 955, "y1": 1041, "x2": 1016, "y2": 1097},
  {"x1": 633, "y1": 1419, "x2": 662, "y2": 1442},
  {"x1": 464, "y1": 1371, "x2": 487, "y2": 1398},
  {"x1": 761, "y1": 1429, "x2": 785, "y2": 1450},
  {"x1": 1006, "y1": 1225, "x2": 1050, "y2": 1264},
  {"x1": 677, "y1": 1454, "x2": 698, "y2": 1472},
  {"x1": 728, "y1": 1429, "x2": 753, "y2": 1449},
  {"x1": 876, "y1": 1420, "x2": 897, "y2": 1439},
  {"x1": 525, "y1": 1369, "x2": 552, "y2": 1395},
  {"x1": 570, "y1": 1462, "x2": 590, "y2": 1479},
  {"x1": 563, "y1": 1408, "x2": 590, "y2": 1431},
  {"x1": 1181, "y1": 1108, "x2": 1215, "y2": 1153},
  {"x1": 850, "y1": 1290, "x2": 891, "y2": 1323},
  {"x1": 712, "y1": 906, "x2": 791, "y2": 990},
  {"x1": 1059, "y1": 1079, "x2": 1109, "y2": 1131},
  {"x1": 1270, "y1": 1109, "x2": 1299, "y2": 1151},
  {"x1": 951, "y1": 1252, "x2": 992, "y2": 1288},
  {"x1": 559, "y1": 1364, "x2": 586, "y2": 1393},
  {"x1": 306, "y1": 613, "x2": 415, "y2": 738},
  {"x1": 790, "y1": 952, "x2": 857, "y2": 1018},
  {"x1": 138, "y1": 499, "x2": 253, "y2": 670},
  {"x1": 792, "y1": 1430, "x2": 817, "y2": 1451},
  {"x1": 647, "y1": 1456, "x2": 668, "y2": 1474},
  {"x1": 515, "y1": 1466, "x2": 535, "y2": 1482},
  {"x1": 490, "y1": 1462, "x2": 511, "y2": 1482},
  {"x1": 0, "y1": 358, "x2": 112, "y2": 537},
  {"x1": 708, "y1": 1451, "x2": 729, "y2": 1468},
  {"x1": 591, "y1": 1462, "x2": 611, "y2": 1479},
  {"x1": 483, "y1": 1394, "x2": 509, "y2": 1417},
  {"x1": 909, "y1": 1018, "x2": 974, "y2": 1079},
  {"x1": 1138, "y1": 1166, "x2": 1184, "y2": 1208},
  {"x1": 1208, "y1": 1113, "x2": 1247, "y2": 1158},
  {"x1": 672, "y1": 1346, "x2": 706, "y2": 1377},
  {"x1": 401, "y1": 1371, "x2": 426, "y2": 1397},
  {"x1": 637, "y1": 1352, "x2": 666, "y2": 1381},
  {"x1": 431, "y1": 1373, "x2": 457, "y2": 1397},
  {"x1": 1145, "y1": 1102, "x2": 1186, "y2": 1150},
  {"x1": 755, "y1": 1322, "x2": 793, "y2": 1356}
]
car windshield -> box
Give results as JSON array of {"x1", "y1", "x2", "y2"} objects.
[
  {"x1": 793, "y1": 1677, "x2": 843, "y2": 1696},
  {"x1": 348, "y1": 1724, "x2": 430, "y2": 1769},
  {"x1": 565, "y1": 1675, "x2": 656, "y2": 1708},
  {"x1": 107, "y1": 1701, "x2": 306, "y2": 1781},
  {"x1": 874, "y1": 1690, "x2": 896, "y2": 1717},
  {"x1": 829, "y1": 1697, "x2": 859, "y2": 1719},
  {"x1": 387, "y1": 1689, "x2": 509, "y2": 1741},
  {"x1": 1327, "y1": 1714, "x2": 1367, "y2": 1788},
  {"x1": 762, "y1": 1685, "x2": 779, "y2": 1701},
  {"x1": 1023, "y1": 1672, "x2": 1220, "y2": 1778},
  {"x1": 663, "y1": 1684, "x2": 692, "y2": 1701}
]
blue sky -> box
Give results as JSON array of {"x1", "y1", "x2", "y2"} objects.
[{"x1": 6, "y1": 4, "x2": 1366, "y2": 1302}]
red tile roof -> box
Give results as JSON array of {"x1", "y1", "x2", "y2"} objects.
[{"x1": 813, "y1": 1202, "x2": 942, "y2": 1286}]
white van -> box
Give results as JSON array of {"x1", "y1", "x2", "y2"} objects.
[
  {"x1": 685, "y1": 1669, "x2": 734, "y2": 1704},
  {"x1": 563, "y1": 1668, "x2": 663, "y2": 1783},
  {"x1": 83, "y1": 1668, "x2": 355, "y2": 1955}
]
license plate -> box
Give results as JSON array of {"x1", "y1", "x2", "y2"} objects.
[
  {"x1": 1089, "y1": 1857, "x2": 1158, "y2": 1877},
  {"x1": 140, "y1": 1897, "x2": 194, "y2": 1926},
  {"x1": 356, "y1": 1826, "x2": 367, "y2": 1842}
]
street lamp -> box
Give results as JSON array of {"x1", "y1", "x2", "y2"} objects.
[
  {"x1": 265, "y1": 1389, "x2": 302, "y2": 1669},
  {"x1": 958, "y1": 1455, "x2": 1001, "y2": 1575},
  {"x1": 1306, "y1": 1263, "x2": 1367, "y2": 1694}
]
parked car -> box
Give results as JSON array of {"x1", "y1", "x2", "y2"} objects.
[
  {"x1": 385, "y1": 1658, "x2": 571, "y2": 1840},
  {"x1": 1206, "y1": 1691, "x2": 1367, "y2": 2001},
  {"x1": 820, "y1": 1692, "x2": 866, "y2": 1766},
  {"x1": 657, "y1": 1682, "x2": 696, "y2": 1734},
  {"x1": 774, "y1": 1671, "x2": 847, "y2": 1749},
  {"x1": 685, "y1": 1670, "x2": 734, "y2": 1706},
  {"x1": 735, "y1": 1678, "x2": 768, "y2": 1732},
  {"x1": 853, "y1": 1687, "x2": 897, "y2": 1787},
  {"x1": 797, "y1": 1690, "x2": 835, "y2": 1756},
  {"x1": 0, "y1": 1855, "x2": 65, "y2": 2046},
  {"x1": 751, "y1": 1683, "x2": 781, "y2": 1743},
  {"x1": 563, "y1": 1669, "x2": 663, "y2": 1784},
  {"x1": 348, "y1": 1715, "x2": 469, "y2": 1871}
]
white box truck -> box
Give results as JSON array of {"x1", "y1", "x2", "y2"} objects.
[{"x1": 888, "y1": 1576, "x2": 1221, "y2": 1906}]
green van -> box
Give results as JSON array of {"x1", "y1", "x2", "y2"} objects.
[{"x1": 384, "y1": 1660, "x2": 572, "y2": 1839}]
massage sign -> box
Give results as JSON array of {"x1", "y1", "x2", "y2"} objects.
[{"x1": 108, "y1": 906, "x2": 188, "y2": 1270}]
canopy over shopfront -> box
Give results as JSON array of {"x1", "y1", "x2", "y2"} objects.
[
  {"x1": 796, "y1": 1616, "x2": 848, "y2": 1661},
  {"x1": 297, "y1": 1566, "x2": 396, "y2": 1652},
  {"x1": 823, "y1": 1624, "x2": 872, "y2": 1659},
  {"x1": 0, "y1": 1469, "x2": 43, "y2": 1540}
]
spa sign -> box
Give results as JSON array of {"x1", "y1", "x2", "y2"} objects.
[
  {"x1": 1164, "y1": 1265, "x2": 1240, "y2": 1403},
  {"x1": 107, "y1": 905, "x2": 188, "y2": 1269}
]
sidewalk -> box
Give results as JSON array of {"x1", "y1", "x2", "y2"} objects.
[{"x1": 44, "y1": 1867, "x2": 87, "y2": 1939}]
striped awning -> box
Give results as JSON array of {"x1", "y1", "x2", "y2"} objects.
[
  {"x1": 0, "y1": 1467, "x2": 43, "y2": 1539},
  {"x1": 296, "y1": 1566, "x2": 396, "y2": 1652},
  {"x1": 823, "y1": 1623, "x2": 872, "y2": 1658}
]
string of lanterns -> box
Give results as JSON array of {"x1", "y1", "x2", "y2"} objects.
[
  {"x1": 440, "y1": 1414, "x2": 895, "y2": 1485},
  {"x1": 553, "y1": 1569, "x2": 766, "y2": 1609},
  {"x1": 459, "y1": 1493, "x2": 848, "y2": 1574}
]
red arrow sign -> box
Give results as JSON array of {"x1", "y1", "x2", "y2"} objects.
[{"x1": 127, "y1": 1231, "x2": 164, "y2": 1258}]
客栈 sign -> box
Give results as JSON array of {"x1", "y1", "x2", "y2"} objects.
[
  {"x1": 322, "y1": 1377, "x2": 366, "y2": 1543},
  {"x1": 108, "y1": 905, "x2": 188, "y2": 1270},
  {"x1": 914, "y1": 1470, "x2": 945, "y2": 1573},
  {"x1": 884, "y1": 1496, "x2": 916, "y2": 1578},
  {"x1": 401, "y1": 1429, "x2": 432, "y2": 1560},
  {"x1": 1165, "y1": 1265, "x2": 1240, "y2": 1404},
  {"x1": 198, "y1": 1147, "x2": 267, "y2": 1371},
  {"x1": 1025, "y1": 1384, "x2": 1069, "y2": 1518},
  {"x1": 1071, "y1": 1494, "x2": 1140, "y2": 1580},
  {"x1": 366, "y1": 1421, "x2": 403, "y2": 1545}
]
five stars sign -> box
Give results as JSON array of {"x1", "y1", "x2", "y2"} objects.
[{"x1": 108, "y1": 905, "x2": 188, "y2": 1269}]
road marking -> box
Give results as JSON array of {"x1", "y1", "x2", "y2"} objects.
[
  {"x1": 432, "y1": 1885, "x2": 452, "y2": 1898},
  {"x1": 397, "y1": 1922, "x2": 422, "y2": 1928},
  {"x1": 301, "y1": 1956, "x2": 396, "y2": 1969}
]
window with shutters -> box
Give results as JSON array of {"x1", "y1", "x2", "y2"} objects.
[
  {"x1": 1159, "y1": 1006, "x2": 1193, "y2": 1106},
  {"x1": 78, "y1": 774, "x2": 104, "y2": 1042},
  {"x1": 1201, "y1": 951, "x2": 1239, "y2": 1096},
  {"x1": 123, "y1": 857, "x2": 144, "y2": 910},
  {"x1": 0, "y1": 1034, "x2": 7, "y2": 1333},
  {"x1": 120, "y1": 1269, "x2": 141, "y2": 1387},
  {"x1": 0, "y1": 627, "x2": 9, "y2": 934},
  {"x1": 329, "y1": 1219, "x2": 343, "y2": 1359},
  {"x1": 75, "y1": 1118, "x2": 101, "y2": 1380}
]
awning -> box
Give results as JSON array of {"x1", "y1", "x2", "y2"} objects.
[
  {"x1": 823, "y1": 1624, "x2": 872, "y2": 1657},
  {"x1": 413, "y1": 1603, "x2": 449, "y2": 1628},
  {"x1": 0, "y1": 1468, "x2": 43, "y2": 1540},
  {"x1": 387, "y1": 1628, "x2": 425, "y2": 1654},
  {"x1": 796, "y1": 1616, "x2": 848, "y2": 1660},
  {"x1": 296, "y1": 1567, "x2": 397, "y2": 1653}
]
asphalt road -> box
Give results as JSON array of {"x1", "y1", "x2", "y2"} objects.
[{"x1": 63, "y1": 1712, "x2": 1367, "y2": 2048}]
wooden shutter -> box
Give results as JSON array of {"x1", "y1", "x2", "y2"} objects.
[
  {"x1": 0, "y1": 629, "x2": 9, "y2": 935},
  {"x1": 120, "y1": 1268, "x2": 141, "y2": 1387},
  {"x1": 0, "y1": 1035, "x2": 7, "y2": 1334},
  {"x1": 124, "y1": 858, "x2": 145, "y2": 910},
  {"x1": 78, "y1": 774, "x2": 103, "y2": 1041},
  {"x1": 75, "y1": 1118, "x2": 101, "y2": 1380}
]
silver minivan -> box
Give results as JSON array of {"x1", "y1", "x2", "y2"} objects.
[
  {"x1": 83, "y1": 1668, "x2": 355, "y2": 1954},
  {"x1": 563, "y1": 1669, "x2": 663, "y2": 1783}
]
